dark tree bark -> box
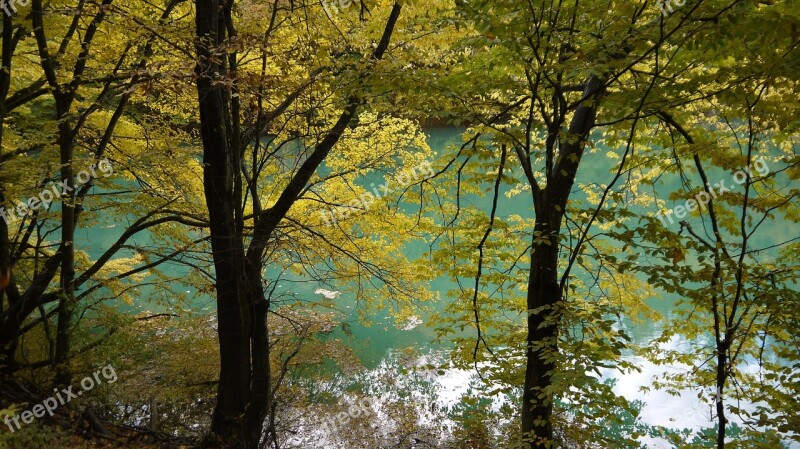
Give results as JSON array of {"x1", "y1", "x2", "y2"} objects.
[
  {"x1": 194, "y1": 2, "x2": 403, "y2": 447},
  {"x1": 0, "y1": 10, "x2": 16, "y2": 376},
  {"x1": 521, "y1": 76, "x2": 604, "y2": 448}
]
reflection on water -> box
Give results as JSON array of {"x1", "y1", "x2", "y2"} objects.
[{"x1": 73, "y1": 126, "x2": 796, "y2": 447}]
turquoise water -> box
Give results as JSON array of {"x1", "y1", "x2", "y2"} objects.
[
  {"x1": 296, "y1": 127, "x2": 797, "y2": 446},
  {"x1": 73, "y1": 126, "x2": 796, "y2": 446}
]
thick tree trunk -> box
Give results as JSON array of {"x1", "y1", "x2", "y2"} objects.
[
  {"x1": 54, "y1": 119, "x2": 76, "y2": 386},
  {"x1": 196, "y1": 2, "x2": 265, "y2": 446},
  {"x1": 0, "y1": 288, "x2": 20, "y2": 376},
  {"x1": 0, "y1": 187, "x2": 15, "y2": 377},
  {"x1": 519, "y1": 76, "x2": 604, "y2": 448},
  {"x1": 0, "y1": 1, "x2": 15, "y2": 377},
  {"x1": 195, "y1": 2, "x2": 402, "y2": 446},
  {"x1": 196, "y1": 2, "x2": 252, "y2": 444},
  {"x1": 245, "y1": 261, "x2": 271, "y2": 447},
  {"x1": 0, "y1": 267, "x2": 18, "y2": 376},
  {"x1": 521, "y1": 216, "x2": 562, "y2": 448}
]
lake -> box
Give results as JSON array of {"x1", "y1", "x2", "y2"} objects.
[{"x1": 75, "y1": 126, "x2": 797, "y2": 448}]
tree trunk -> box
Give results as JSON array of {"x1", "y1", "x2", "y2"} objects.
[
  {"x1": 0, "y1": 0, "x2": 15, "y2": 377},
  {"x1": 521, "y1": 213, "x2": 562, "y2": 448},
  {"x1": 245, "y1": 261, "x2": 271, "y2": 447},
  {"x1": 0, "y1": 245, "x2": 17, "y2": 376},
  {"x1": 54, "y1": 118, "x2": 76, "y2": 386},
  {"x1": 520, "y1": 76, "x2": 604, "y2": 448},
  {"x1": 196, "y1": 1, "x2": 264, "y2": 446},
  {"x1": 0, "y1": 287, "x2": 20, "y2": 376},
  {"x1": 196, "y1": 1, "x2": 252, "y2": 443},
  {"x1": 195, "y1": 2, "x2": 402, "y2": 446},
  {"x1": 716, "y1": 345, "x2": 728, "y2": 449}
]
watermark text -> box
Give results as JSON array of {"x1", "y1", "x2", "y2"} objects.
[{"x1": 3, "y1": 364, "x2": 118, "y2": 433}]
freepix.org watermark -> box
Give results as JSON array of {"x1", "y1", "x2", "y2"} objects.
[
  {"x1": 0, "y1": 158, "x2": 113, "y2": 226},
  {"x1": 656, "y1": 157, "x2": 769, "y2": 227},
  {"x1": 3, "y1": 364, "x2": 118, "y2": 432},
  {"x1": 1, "y1": 0, "x2": 29, "y2": 17},
  {"x1": 656, "y1": 0, "x2": 687, "y2": 16},
  {"x1": 321, "y1": 0, "x2": 358, "y2": 16},
  {"x1": 319, "y1": 160, "x2": 434, "y2": 227},
  {"x1": 317, "y1": 397, "x2": 375, "y2": 444}
]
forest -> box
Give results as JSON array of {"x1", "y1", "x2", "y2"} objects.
[{"x1": 0, "y1": 0, "x2": 798, "y2": 448}]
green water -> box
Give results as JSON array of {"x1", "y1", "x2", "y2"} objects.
[{"x1": 74, "y1": 126, "x2": 797, "y2": 446}]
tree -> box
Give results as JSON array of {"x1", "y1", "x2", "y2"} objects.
[
  {"x1": 0, "y1": 0, "x2": 197, "y2": 381},
  {"x1": 628, "y1": 7, "x2": 800, "y2": 443},
  {"x1": 194, "y1": 1, "x2": 406, "y2": 446},
  {"x1": 425, "y1": 1, "x2": 799, "y2": 447}
]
